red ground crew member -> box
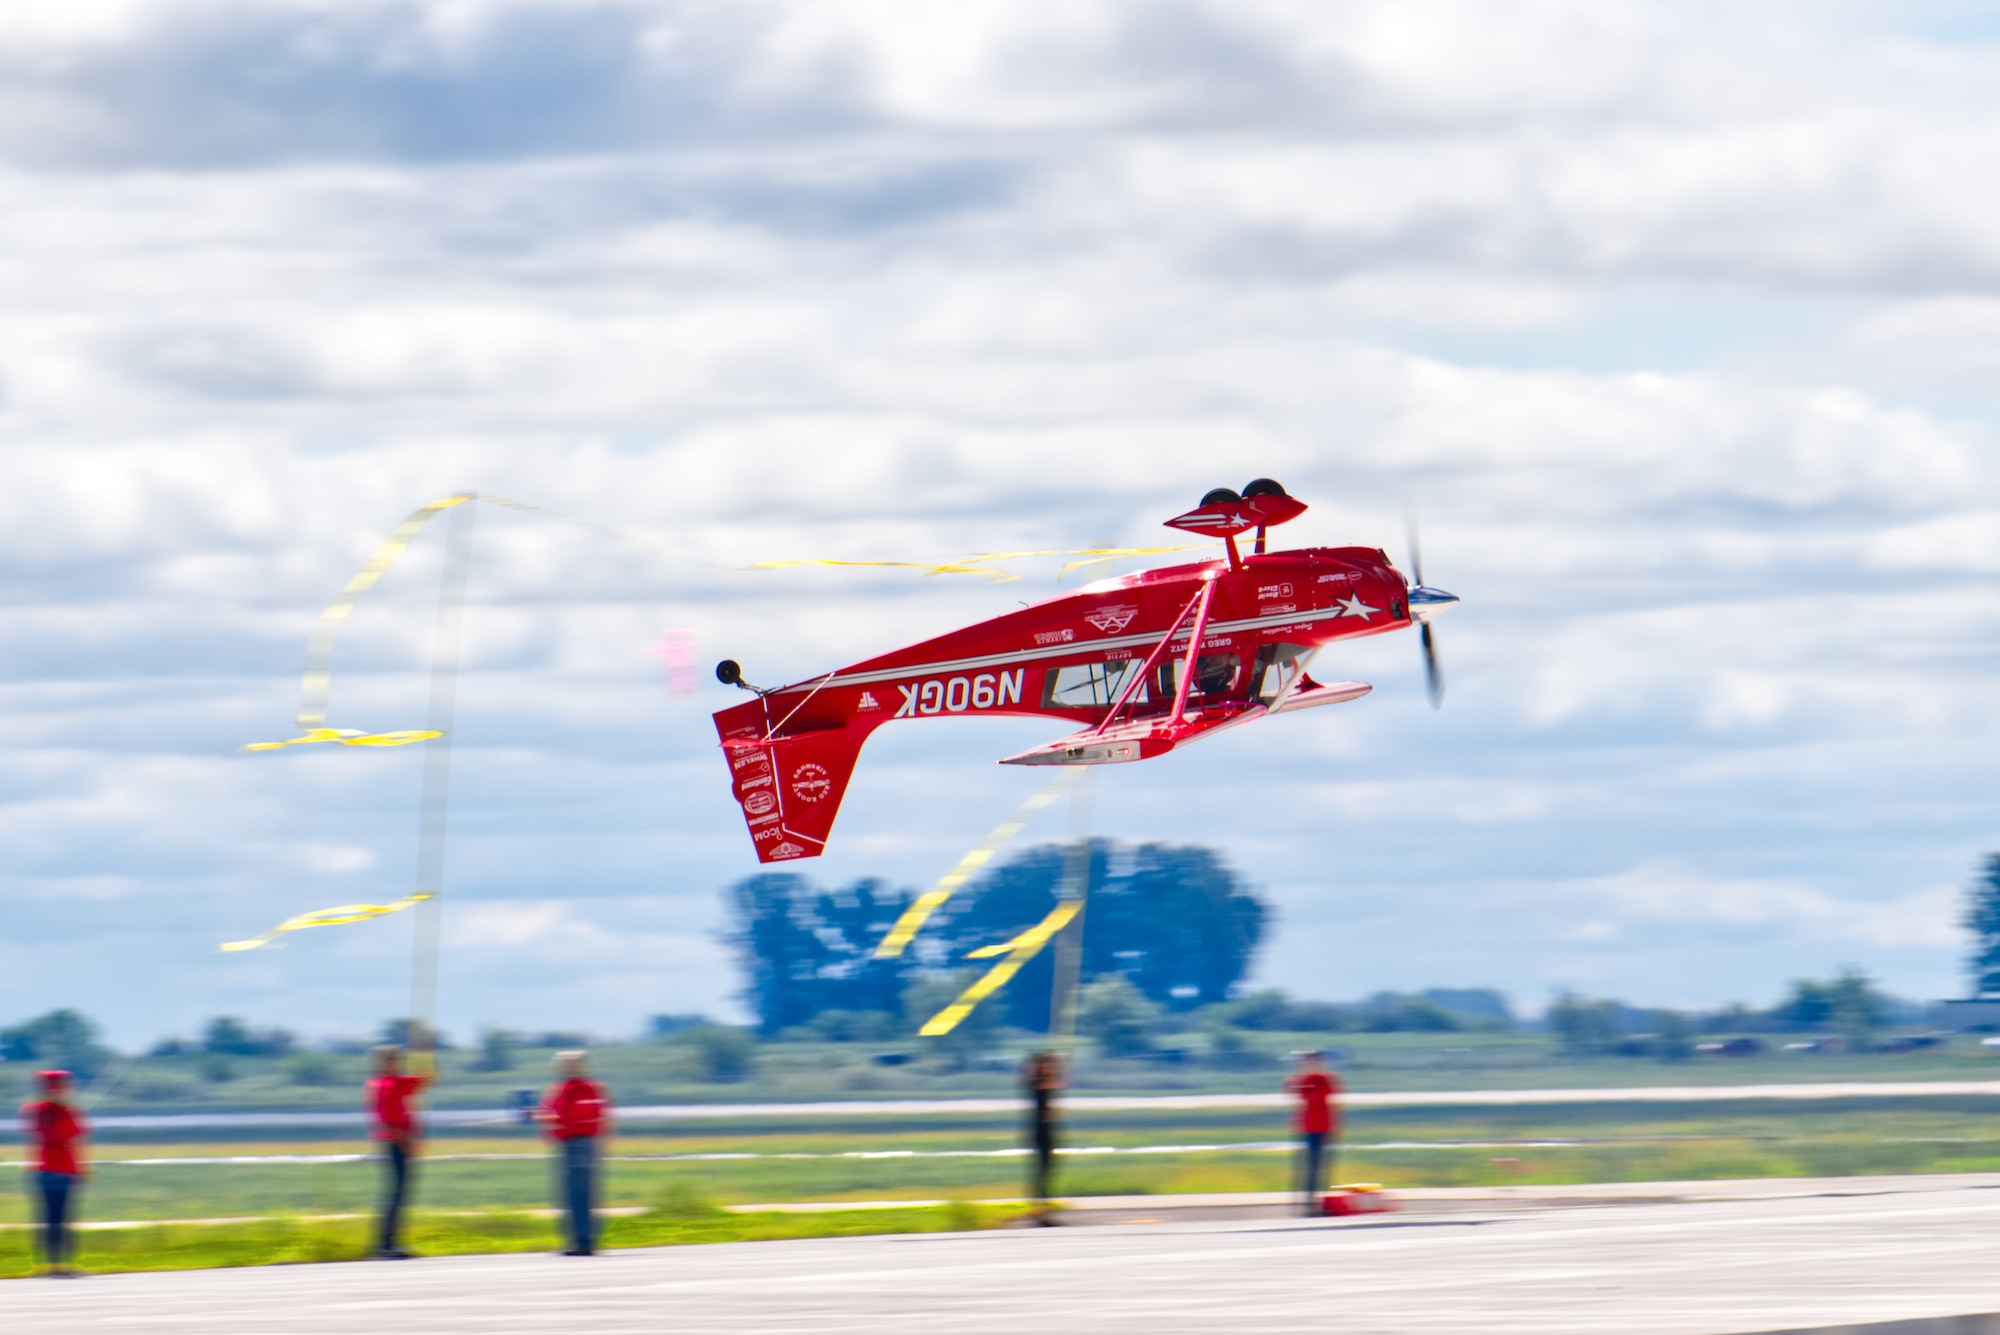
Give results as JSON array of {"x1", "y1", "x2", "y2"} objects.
[
  {"x1": 1285, "y1": 1050, "x2": 1341, "y2": 1216},
  {"x1": 367, "y1": 1042, "x2": 430, "y2": 1259},
  {"x1": 20, "y1": 1070, "x2": 88, "y2": 1276},
  {"x1": 538, "y1": 1051, "x2": 612, "y2": 1256}
]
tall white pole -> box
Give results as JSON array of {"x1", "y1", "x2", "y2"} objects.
[
  {"x1": 409, "y1": 494, "x2": 476, "y2": 1048},
  {"x1": 1047, "y1": 769, "x2": 1097, "y2": 1046}
]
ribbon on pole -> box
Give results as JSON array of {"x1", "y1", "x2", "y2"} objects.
[
  {"x1": 920, "y1": 900, "x2": 1083, "y2": 1036},
  {"x1": 874, "y1": 768, "x2": 1083, "y2": 958},
  {"x1": 240, "y1": 728, "x2": 442, "y2": 753},
  {"x1": 219, "y1": 893, "x2": 434, "y2": 953},
  {"x1": 295, "y1": 495, "x2": 471, "y2": 730}
]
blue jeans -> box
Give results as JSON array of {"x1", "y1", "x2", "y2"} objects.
[
  {"x1": 1299, "y1": 1132, "x2": 1330, "y2": 1214},
  {"x1": 33, "y1": 1171, "x2": 76, "y2": 1266},
  {"x1": 377, "y1": 1141, "x2": 412, "y2": 1253},
  {"x1": 560, "y1": 1136, "x2": 597, "y2": 1253}
]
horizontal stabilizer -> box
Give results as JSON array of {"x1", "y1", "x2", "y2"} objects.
[{"x1": 1164, "y1": 492, "x2": 1308, "y2": 538}]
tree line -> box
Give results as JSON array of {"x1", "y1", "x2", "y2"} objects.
[{"x1": 722, "y1": 839, "x2": 1268, "y2": 1037}]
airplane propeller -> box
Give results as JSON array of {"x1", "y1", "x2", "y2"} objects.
[{"x1": 1404, "y1": 514, "x2": 1458, "y2": 710}]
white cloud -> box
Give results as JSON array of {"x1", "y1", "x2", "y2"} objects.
[
  {"x1": 1571, "y1": 861, "x2": 1960, "y2": 950},
  {"x1": 4, "y1": 1, "x2": 2000, "y2": 1041},
  {"x1": 296, "y1": 843, "x2": 375, "y2": 873}
]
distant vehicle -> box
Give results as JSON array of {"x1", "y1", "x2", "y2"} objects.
[
  {"x1": 1782, "y1": 1037, "x2": 1848, "y2": 1055},
  {"x1": 1880, "y1": 1033, "x2": 1946, "y2": 1053},
  {"x1": 1694, "y1": 1037, "x2": 1765, "y2": 1057}
]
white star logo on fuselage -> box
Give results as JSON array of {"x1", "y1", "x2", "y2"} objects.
[{"x1": 1334, "y1": 594, "x2": 1379, "y2": 619}]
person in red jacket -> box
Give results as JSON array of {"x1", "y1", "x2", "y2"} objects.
[
  {"x1": 537, "y1": 1050, "x2": 612, "y2": 1255},
  {"x1": 1284, "y1": 1049, "x2": 1341, "y2": 1216},
  {"x1": 20, "y1": 1069, "x2": 89, "y2": 1276},
  {"x1": 367, "y1": 1037, "x2": 430, "y2": 1259}
]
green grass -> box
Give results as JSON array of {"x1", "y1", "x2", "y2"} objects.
[
  {"x1": 13, "y1": 1097, "x2": 2000, "y2": 1227},
  {"x1": 8, "y1": 1029, "x2": 2000, "y2": 1280},
  {"x1": 0, "y1": 1193, "x2": 1012, "y2": 1280},
  {"x1": 10, "y1": 1029, "x2": 2000, "y2": 1119}
]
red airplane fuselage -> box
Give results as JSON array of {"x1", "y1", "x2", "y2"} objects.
[{"x1": 714, "y1": 533, "x2": 1429, "y2": 865}]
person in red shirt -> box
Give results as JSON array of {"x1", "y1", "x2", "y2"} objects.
[
  {"x1": 1284, "y1": 1049, "x2": 1341, "y2": 1216},
  {"x1": 537, "y1": 1050, "x2": 612, "y2": 1255},
  {"x1": 367, "y1": 1038, "x2": 430, "y2": 1259},
  {"x1": 20, "y1": 1069, "x2": 89, "y2": 1276}
]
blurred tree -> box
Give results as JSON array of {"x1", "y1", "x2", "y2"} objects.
[
  {"x1": 1965, "y1": 854, "x2": 2000, "y2": 997},
  {"x1": 810, "y1": 1009, "x2": 899, "y2": 1043},
  {"x1": 722, "y1": 844, "x2": 1266, "y2": 1038},
  {"x1": 685, "y1": 1026, "x2": 756, "y2": 1083},
  {"x1": 1826, "y1": 966, "x2": 1889, "y2": 1049},
  {"x1": 0, "y1": 1009, "x2": 113, "y2": 1078},
  {"x1": 901, "y1": 975, "x2": 1000, "y2": 1068},
  {"x1": 724, "y1": 875, "x2": 918, "y2": 1035},
  {"x1": 1422, "y1": 988, "x2": 1517, "y2": 1029},
  {"x1": 648, "y1": 1014, "x2": 710, "y2": 1038},
  {"x1": 1547, "y1": 993, "x2": 1621, "y2": 1057},
  {"x1": 933, "y1": 840, "x2": 1269, "y2": 1029},
  {"x1": 1367, "y1": 995, "x2": 1462, "y2": 1033},
  {"x1": 1653, "y1": 1010, "x2": 1696, "y2": 1062},
  {"x1": 471, "y1": 1028, "x2": 517, "y2": 1073},
  {"x1": 201, "y1": 1016, "x2": 295, "y2": 1058},
  {"x1": 1201, "y1": 1019, "x2": 1269, "y2": 1070},
  {"x1": 1774, "y1": 979, "x2": 1835, "y2": 1031},
  {"x1": 1076, "y1": 976, "x2": 1162, "y2": 1058},
  {"x1": 1218, "y1": 990, "x2": 1288, "y2": 1031},
  {"x1": 1703, "y1": 1003, "x2": 1766, "y2": 1034},
  {"x1": 378, "y1": 1019, "x2": 452, "y2": 1050},
  {"x1": 288, "y1": 1052, "x2": 337, "y2": 1086}
]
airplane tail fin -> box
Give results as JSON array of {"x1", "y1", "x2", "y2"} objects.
[{"x1": 716, "y1": 702, "x2": 871, "y2": 863}]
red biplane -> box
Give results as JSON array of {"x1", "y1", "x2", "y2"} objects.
[{"x1": 712, "y1": 480, "x2": 1457, "y2": 864}]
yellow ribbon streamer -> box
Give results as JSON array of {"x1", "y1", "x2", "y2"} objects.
[
  {"x1": 753, "y1": 545, "x2": 1201, "y2": 585},
  {"x1": 874, "y1": 769, "x2": 1082, "y2": 958},
  {"x1": 219, "y1": 892, "x2": 434, "y2": 952},
  {"x1": 966, "y1": 929, "x2": 1039, "y2": 960},
  {"x1": 240, "y1": 728, "x2": 443, "y2": 753},
  {"x1": 920, "y1": 900, "x2": 1083, "y2": 1036},
  {"x1": 296, "y1": 495, "x2": 471, "y2": 729}
]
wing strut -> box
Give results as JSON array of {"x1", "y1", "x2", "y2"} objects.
[
  {"x1": 1089, "y1": 575, "x2": 1218, "y2": 738},
  {"x1": 1166, "y1": 578, "x2": 1218, "y2": 727}
]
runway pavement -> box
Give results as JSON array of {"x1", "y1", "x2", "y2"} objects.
[{"x1": 8, "y1": 1177, "x2": 2000, "y2": 1333}]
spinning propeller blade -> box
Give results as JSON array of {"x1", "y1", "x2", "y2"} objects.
[
  {"x1": 1405, "y1": 511, "x2": 1454, "y2": 710},
  {"x1": 1420, "y1": 621, "x2": 1444, "y2": 710}
]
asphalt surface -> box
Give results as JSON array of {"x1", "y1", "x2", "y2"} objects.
[{"x1": 9, "y1": 1178, "x2": 2000, "y2": 1333}]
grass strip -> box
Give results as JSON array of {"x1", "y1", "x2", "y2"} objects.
[{"x1": 0, "y1": 1189, "x2": 1011, "y2": 1280}]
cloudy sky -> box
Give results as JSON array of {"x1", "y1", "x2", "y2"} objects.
[{"x1": 5, "y1": 0, "x2": 2000, "y2": 1047}]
